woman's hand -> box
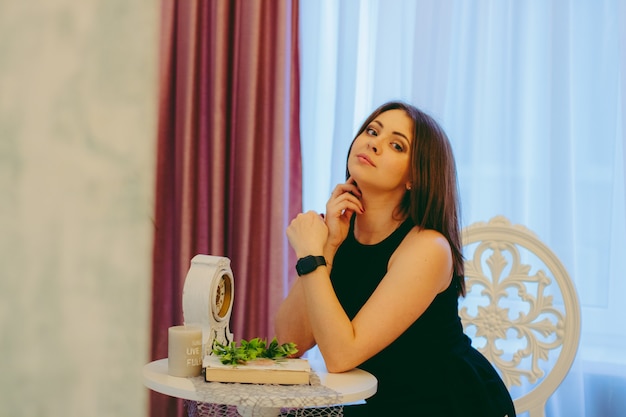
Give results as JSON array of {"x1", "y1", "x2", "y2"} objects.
[
  {"x1": 324, "y1": 177, "x2": 364, "y2": 249},
  {"x1": 286, "y1": 211, "x2": 329, "y2": 258}
]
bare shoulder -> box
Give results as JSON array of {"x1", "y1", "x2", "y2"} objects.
[
  {"x1": 389, "y1": 226, "x2": 453, "y2": 292},
  {"x1": 397, "y1": 226, "x2": 451, "y2": 255}
]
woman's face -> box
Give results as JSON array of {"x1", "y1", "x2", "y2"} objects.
[{"x1": 347, "y1": 109, "x2": 413, "y2": 194}]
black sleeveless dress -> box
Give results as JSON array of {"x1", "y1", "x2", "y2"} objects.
[{"x1": 330, "y1": 218, "x2": 516, "y2": 416}]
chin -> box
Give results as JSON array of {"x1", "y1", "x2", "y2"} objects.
[{"x1": 347, "y1": 161, "x2": 366, "y2": 180}]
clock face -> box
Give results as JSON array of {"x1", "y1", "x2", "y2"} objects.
[{"x1": 213, "y1": 274, "x2": 233, "y2": 320}]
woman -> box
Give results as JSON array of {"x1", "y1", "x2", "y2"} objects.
[{"x1": 275, "y1": 101, "x2": 515, "y2": 416}]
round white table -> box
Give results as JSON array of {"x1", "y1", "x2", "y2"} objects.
[{"x1": 143, "y1": 358, "x2": 377, "y2": 416}]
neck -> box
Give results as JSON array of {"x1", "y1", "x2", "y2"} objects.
[{"x1": 353, "y1": 191, "x2": 407, "y2": 245}]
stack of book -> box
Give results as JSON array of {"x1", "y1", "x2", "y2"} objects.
[{"x1": 203, "y1": 356, "x2": 311, "y2": 385}]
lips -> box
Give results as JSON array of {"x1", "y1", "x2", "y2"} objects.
[{"x1": 356, "y1": 153, "x2": 376, "y2": 167}]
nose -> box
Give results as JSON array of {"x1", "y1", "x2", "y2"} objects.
[{"x1": 368, "y1": 136, "x2": 382, "y2": 154}]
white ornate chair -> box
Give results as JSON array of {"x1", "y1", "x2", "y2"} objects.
[{"x1": 459, "y1": 216, "x2": 581, "y2": 417}]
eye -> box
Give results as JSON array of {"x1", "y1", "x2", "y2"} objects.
[
  {"x1": 391, "y1": 142, "x2": 404, "y2": 152},
  {"x1": 366, "y1": 126, "x2": 378, "y2": 136}
]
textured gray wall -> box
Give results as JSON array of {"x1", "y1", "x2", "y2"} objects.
[{"x1": 0, "y1": 1, "x2": 158, "y2": 416}]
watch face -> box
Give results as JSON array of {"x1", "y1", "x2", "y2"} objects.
[
  {"x1": 212, "y1": 274, "x2": 233, "y2": 320},
  {"x1": 299, "y1": 257, "x2": 314, "y2": 274},
  {"x1": 296, "y1": 255, "x2": 326, "y2": 276}
]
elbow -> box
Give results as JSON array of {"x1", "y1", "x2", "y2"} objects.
[
  {"x1": 325, "y1": 363, "x2": 353, "y2": 374},
  {"x1": 274, "y1": 319, "x2": 314, "y2": 357},
  {"x1": 321, "y1": 354, "x2": 357, "y2": 374},
  {"x1": 326, "y1": 363, "x2": 355, "y2": 374}
]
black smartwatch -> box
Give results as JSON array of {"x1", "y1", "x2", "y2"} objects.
[{"x1": 295, "y1": 255, "x2": 327, "y2": 276}]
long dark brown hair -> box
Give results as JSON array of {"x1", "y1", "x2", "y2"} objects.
[{"x1": 346, "y1": 101, "x2": 465, "y2": 296}]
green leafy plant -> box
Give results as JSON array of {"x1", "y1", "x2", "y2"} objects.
[{"x1": 212, "y1": 337, "x2": 298, "y2": 365}]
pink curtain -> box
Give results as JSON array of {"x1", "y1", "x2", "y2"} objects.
[{"x1": 149, "y1": 1, "x2": 301, "y2": 416}]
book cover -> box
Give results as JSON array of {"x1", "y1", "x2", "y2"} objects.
[{"x1": 203, "y1": 355, "x2": 311, "y2": 385}]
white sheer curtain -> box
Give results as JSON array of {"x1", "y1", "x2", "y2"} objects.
[{"x1": 299, "y1": 1, "x2": 626, "y2": 415}]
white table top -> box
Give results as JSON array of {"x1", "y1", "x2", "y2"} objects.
[{"x1": 143, "y1": 358, "x2": 377, "y2": 408}]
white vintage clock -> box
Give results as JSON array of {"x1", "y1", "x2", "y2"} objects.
[{"x1": 182, "y1": 255, "x2": 235, "y2": 357}]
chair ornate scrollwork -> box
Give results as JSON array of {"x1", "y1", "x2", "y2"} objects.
[{"x1": 459, "y1": 216, "x2": 581, "y2": 417}]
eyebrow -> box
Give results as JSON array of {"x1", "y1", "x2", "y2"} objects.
[{"x1": 372, "y1": 120, "x2": 411, "y2": 145}]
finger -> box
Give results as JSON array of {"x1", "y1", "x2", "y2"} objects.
[
  {"x1": 327, "y1": 198, "x2": 364, "y2": 216},
  {"x1": 331, "y1": 182, "x2": 362, "y2": 198},
  {"x1": 332, "y1": 193, "x2": 364, "y2": 211},
  {"x1": 327, "y1": 204, "x2": 363, "y2": 218},
  {"x1": 302, "y1": 210, "x2": 325, "y2": 225},
  {"x1": 346, "y1": 177, "x2": 362, "y2": 196},
  {"x1": 341, "y1": 207, "x2": 355, "y2": 219}
]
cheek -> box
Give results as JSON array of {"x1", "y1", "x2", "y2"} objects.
[
  {"x1": 350, "y1": 135, "x2": 366, "y2": 150},
  {"x1": 346, "y1": 138, "x2": 361, "y2": 159},
  {"x1": 391, "y1": 158, "x2": 410, "y2": 179}
]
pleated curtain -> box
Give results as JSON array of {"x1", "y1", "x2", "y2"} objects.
[{"x1": 150, "y1": 1, "x2": 301, "y2": 416}]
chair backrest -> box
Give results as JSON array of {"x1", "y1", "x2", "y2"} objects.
[{"x1": 459, "y1": 216, "x2": 581, "y2": 417}]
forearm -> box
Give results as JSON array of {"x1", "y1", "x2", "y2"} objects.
[
  {"x1": 274, "y1": 279, "x2": 315, "y2": 355},
  {"x1": 284, "y1": 210, "x2": 359, "y2": 369},
  {"x1": 299, "y1": 266, "x2": 361, "y2": 372}
]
